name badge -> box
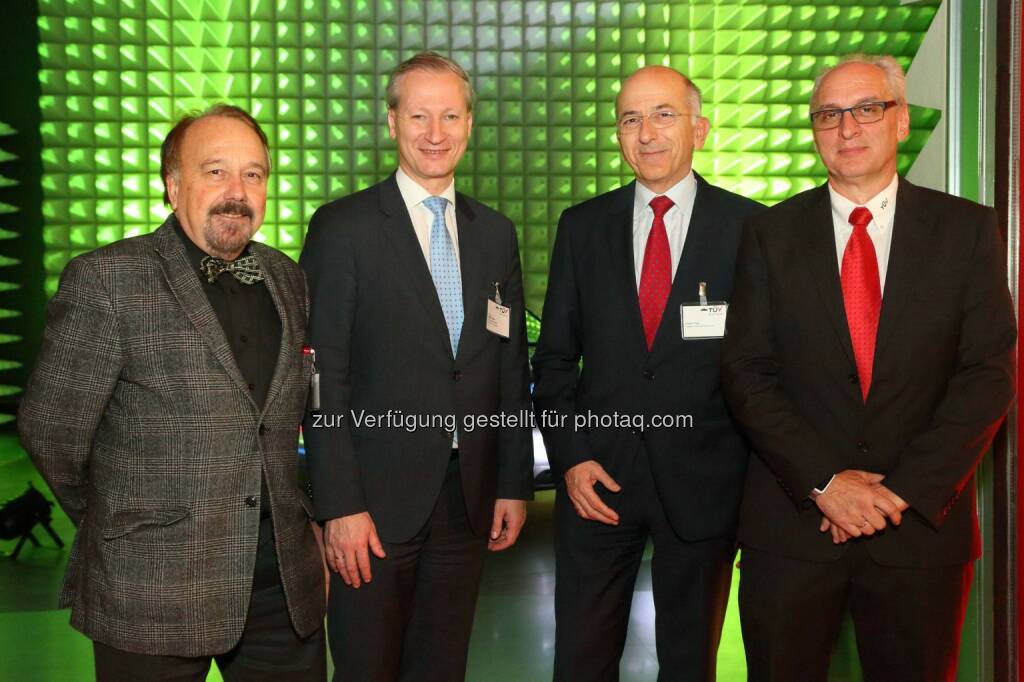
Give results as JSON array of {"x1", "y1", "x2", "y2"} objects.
[
  {"x1": 487, "y1": 299, "x2": 511, "y2": 338},
  {"x1": 680, "y1": 303, "x2": 727, "y2": 339},
  {"x1": 486, "y1": 281, "x2": 510, "y2": 338}
]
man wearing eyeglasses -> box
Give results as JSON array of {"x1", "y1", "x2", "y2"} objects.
[
  {"x1": 533, "y1": 65, "x2": 761, "y2": 680},
  {"x1": 722, "y1": 54, "x2": 1015, "y2": 681}
]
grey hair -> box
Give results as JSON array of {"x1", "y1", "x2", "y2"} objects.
[
  {"x1": 810, "y1": 54, "x2": 907, "y2": 110},
  {"x1": 385, "y1": 51, "x2": 475, "y2": 112}
]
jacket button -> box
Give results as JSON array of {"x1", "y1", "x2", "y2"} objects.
[
  {"x1": 643, "y1": 370, "x2": 654, "y2": 380},
  {"x1": 848, "y1": 373, "x2": 859, "y2": 384},
  {"x1": 453, "y1": 370, "x2": 462, "y2": 381},
  {"x1": 258, "y1": 424, "x2": 267, "y2": 435},
  {"x1": 245, "y1": 495, "x2": 258, "y2": 508}
]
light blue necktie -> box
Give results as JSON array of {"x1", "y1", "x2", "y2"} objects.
[{"x1": 423, "y1": 196, "x2": 463, "y2": 356}]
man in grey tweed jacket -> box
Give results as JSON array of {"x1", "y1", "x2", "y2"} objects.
[{"x1": 18, "y1": 105, "x2": 326, "y2": 680}]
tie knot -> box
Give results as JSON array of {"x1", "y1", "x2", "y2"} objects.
[
  {"x1": 849, "y1": 206, "x2": 873, "y2": 229},
  {"x1": 649, "y1": 195, "x2": 675, "y2": 218},
  {"x1": 423, "y1": 196, "x2": 448, "y2": 219}
]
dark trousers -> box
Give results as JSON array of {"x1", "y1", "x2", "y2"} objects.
[
  {"x1": 94, "y1": 516, "x2": 326, "y2": 681},
  {"x1": 553, "y1": 447, "x2": 735, "y2": 682},
  {"x1": 327, "y1": 457, "x2": 489, "y2": 682},
  {"x1": 739, "y1": 544, "x2": 973, "y2": 682}
]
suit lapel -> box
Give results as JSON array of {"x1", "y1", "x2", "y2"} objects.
[
  {"x1": 800, "y1": 185, "x2": 856, "y2": 367},
  {"x1": 455, "y1": 194, "x2": 484, "y2": 361},
  {"x1": 253, "y1": 245, "x2": 295, "y2": 414},
  {"x1": 376, "y1": 175, "x2": 454, "y2": 358},
  {"x1": 607, "y1": 182, "x2": 650, "y2": 355},
  {"x1": 874, "y1": 179, "x2": 928, "y2": 363},
  {"x1": 153, "y1": 220, "x2": 253, "y2": 402}
]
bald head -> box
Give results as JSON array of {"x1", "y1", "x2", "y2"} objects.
[
  {"x1": 615, "y1": 65, "x2": 710, "y2": 194},
  {"x1": 616, "y1": 66, "x2": 702, "y2": 119}
]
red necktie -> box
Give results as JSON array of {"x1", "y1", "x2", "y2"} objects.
[
  {"x1": 638, "y1": 195, "x2": 675, "y2": 350},
  {"x1": 841, "y1": 207, "x2": 881, "y2": 402}
]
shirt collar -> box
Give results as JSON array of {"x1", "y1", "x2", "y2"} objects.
[
  {"x1": 633, "y1": 171, "x2": 697, "y2": 221},
  {"x1": 396, "y1": 167, "x2": 457, "y2": 210},
  {"x1": 828, "y1": 174, "x2": 899, "y2": 229}
]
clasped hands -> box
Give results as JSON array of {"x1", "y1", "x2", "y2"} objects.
[{"x1": 816, "y1": 469, "x2": 909, "y2": 544}]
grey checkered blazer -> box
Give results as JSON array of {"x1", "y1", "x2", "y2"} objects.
[{"x1": 18, "y1": 217, "x2": 325, "y2": 656}]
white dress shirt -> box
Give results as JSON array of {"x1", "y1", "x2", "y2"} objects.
[
  {"x1": 395, "y1": 167, "x2": 461, "y2": 272},
  {"x1": 632, "y1": 172, "x2": 698, "y2": 289},
  {"x1": 828, "y1": 174, "x2": 898, "y2": 293}
]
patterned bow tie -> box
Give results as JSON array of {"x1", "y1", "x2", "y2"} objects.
[{"x1": 199, "y1": 254, "x2": 265, "y2": 285}]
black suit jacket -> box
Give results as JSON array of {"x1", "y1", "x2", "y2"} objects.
[
  {"x1": 721, "y1": 179, "x2": 1016, "y2": 567},
  {"x1": 532, "y1": 174, "x2": 763, "y2": 541},
  {"x1": 300, "y1": 174, "x2": 534, "y2": 543}
]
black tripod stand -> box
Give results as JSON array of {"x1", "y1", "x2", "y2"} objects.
[{"x1": 0, "y1": 483, "x2": 64, "y2": 560}]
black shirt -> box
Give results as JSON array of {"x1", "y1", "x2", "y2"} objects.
[{"x1": 174, "y1": 219, "x2": 281, "y2": 518}]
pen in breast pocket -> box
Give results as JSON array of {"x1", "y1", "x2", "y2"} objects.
[{"x1": 304, "y1": 346, "x2": 320, "y2": 412}]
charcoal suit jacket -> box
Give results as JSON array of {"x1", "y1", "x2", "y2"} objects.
[
  {"x1": 532, "y1": 174, "x2": 762, "y2": 540},
  {"x1": 721, "y1": 179, "x2": 1016, "y2": 567},
  {"x1": 300, "y1": 173, "x2": 534, "y2": 542}
]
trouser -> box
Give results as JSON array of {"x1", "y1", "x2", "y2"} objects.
[
  {"x1": 739, "y1": 543, "x2": 973, "y2": 682},
  {"x1": 553, "y1": 446, "x2": 735, "y2": 682},
  {"x1": 328, "y1": 456, "x2": 489, "y2": 682}
]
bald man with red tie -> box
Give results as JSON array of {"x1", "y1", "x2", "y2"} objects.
[{"x1": 533, "y1": 65, "x2": 762, "y2": 681}]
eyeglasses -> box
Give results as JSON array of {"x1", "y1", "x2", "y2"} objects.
[
  {"x1": 617, "y1": 110, "x2": 696, "y2": 134},
  {"x1": 809, "y1": 100, "x2": 899, "y2": 131}
]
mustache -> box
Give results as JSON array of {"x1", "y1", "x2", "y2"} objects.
[{"x1": 209, "y1": 201, "x2": 253, "y2": 219}]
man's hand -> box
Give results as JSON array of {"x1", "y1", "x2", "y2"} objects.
[
  {"x1": 870, "y1": 483, "x2": 909, "y2": 525},
  {"x1": 815, "y1": 470, "x2": 905, "y2": 538},
  {"x1": 489, "y1": 499, "x2": 527, "y2": 552},
  {"x1": 819, "y1": 517, "x2": 850, "y2": 544},
  {"x1": 564, "y1": 460, "x2": 621, "y2": 525},
  {"x1": 323, "y1": 512, "x2": 386, "y2": 589},
  {"x1": 819, "y1": 481, "x2": 909, "y2": 544}
]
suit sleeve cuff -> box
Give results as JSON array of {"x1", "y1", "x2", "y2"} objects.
[{"x1": 878, "y1": 471, "x2": 947, "y2": 529}]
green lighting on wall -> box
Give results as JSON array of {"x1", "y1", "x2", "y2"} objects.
[
  {"x1": 36, "y1": 0, "x2": 941, "y2": 312},
  {"x1": 0, "y1": 119, "x2": 23, "y2": 422}
]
